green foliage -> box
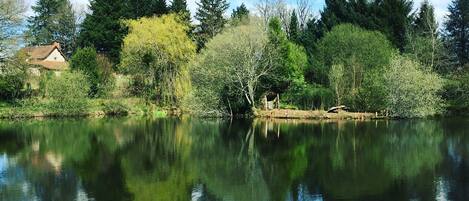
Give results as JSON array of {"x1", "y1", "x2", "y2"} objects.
[
  {"x1": 27, "y1": 0, "x2": 76, "y2": 55},
  {"x1": 0, "y1": 0, "x2": 25, "y2": 61},
  {"x1": 189, "y1": 17, "x2": 273, "y2": 115},
  {"x1": 195, "y1": 0, "x2": 229, "y2": 49},
  {"x1": 70, "y1": 47, "x2": 115, "y2": 97},
  {"x1": 288, "y1": 10, "x2": 299, "y2": 43},
  {"x1": 170, "y1": 0, "x2": 191, "y2": 25},
  {"x1": 412, "y1": 0, "x2": 437, "y2": 37},
  {"x1": 231, "y1": 3, "x2": 249, "y2": 23},
  {"x1": 313, "y1": 24, "x2": 395, "y2": 110},
  {"x1": 102, "y1": 101, "x2": 129, "y2": 115},
  {"x1": 0, "y1": 52, "x2": 28, "y2": 101},
  {"x1": 319, "y1": 0, "x2": 413, "y2": 51},
  {"x1": 265, "y1": 18, "x2": 308, "y2": 94},
  {"x1": 44, "y1": 72, "x2": 90, "y2": 113},
  {"x1": 329, "y1": 63, "x2": 345, "y2": 105},
  {"x1": 444, "y1": 0, "x2": 469, "y2": 67},
  {"x1": 283, "y1": 81, "x2": 334, "y2": 110},
  {"x1": 443, "y1": 71, "x2": 469, "y2": 114},
  {"x1": 127, "y1": 0, "x2": 168, "y2": 19},
  {"x1": 77, "y1": 0, "x2": 128, "y2": 63},
  {"x1": 384, "y1": 56, "x2": 444, "y2": 118},
  {"x1": 120, "y1": 14, "x2": 195, "y2": 107}
]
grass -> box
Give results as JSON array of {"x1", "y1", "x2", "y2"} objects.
[{"x1": 0, "y1": 98, "x2": 167, "y2": 119}]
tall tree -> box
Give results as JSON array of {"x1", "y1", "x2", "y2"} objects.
[
  {"x1": 374, "y1": 0, "x2": 413, "y2": 51},
  {"x1": 412, "y1": 0, "x2": 437, "y2": 37},
  {"x1": 0, "y1": 0, "x2": 25, "y2": 61},
  {"x1": 195, "y1": 0, "x2": 229, "y2": 49},
  {"x1": 289, "y1": 10, "x2": 299, "y2": 43},
  {"x1": 444, "y1": 0, "x2": 469, "y2": 67},
  {"x1": 27, "y1": 0, "x2": 77, "y2": 56},
  {"x1": 127, "y1": 0, "x2": 168, "y2": 19},
  {"x1": 231, "y1": 3, "x2": 249, "y2": 22},
  {"x1": 171, "y1": 0, "x2": 190, "y2": 23},
  {"x1": 77, "y1": 0, "x2": 128, "y2": 63}
]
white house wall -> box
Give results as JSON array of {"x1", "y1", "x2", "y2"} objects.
[{"x1": 44, "y1": 49, "x2": 66, "y2": 62}]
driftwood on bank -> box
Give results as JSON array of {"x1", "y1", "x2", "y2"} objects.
[{"x1": 327, "y1": 105, "x2": 349, "y2": 113}]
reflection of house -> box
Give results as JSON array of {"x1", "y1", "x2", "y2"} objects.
[{"x1": 21, "y1": 42, "x2": 69, "y2": 74}]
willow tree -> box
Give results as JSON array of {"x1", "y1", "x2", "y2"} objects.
[{"x1": 120, "y1": 14, "x2": 196, "y2": 106}]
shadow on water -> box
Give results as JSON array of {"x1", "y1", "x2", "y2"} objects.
[{"x1": 0, "y1": 117, "x2": 468, "y2": 201}]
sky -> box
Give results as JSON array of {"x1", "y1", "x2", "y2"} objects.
[{"x1": 24, "y1": 0, "x2": 453, "y2": 24}]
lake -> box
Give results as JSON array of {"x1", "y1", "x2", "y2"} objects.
[{"x1": 0, "y1": 117, "x2": 468, "y2": 201}]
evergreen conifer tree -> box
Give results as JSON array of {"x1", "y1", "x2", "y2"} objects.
[
  {"x1": 195, "y1": 0, "x2": 229, "y2": 49},
  {"x1": 77, "y1": 0, "x2": 128, "y2": 63},
  {"x1": 289, "y1": 10, "x2": 300, "y2": 43},
  {"x1": 445, "y1": 0, "x2": 469, "y2": 67},
  {"x1": 27, "y1": 0, "x2": 76, "y2": 55},
  {"x1": 231, "y1": 3, "x2": 249, "y2": 22}
]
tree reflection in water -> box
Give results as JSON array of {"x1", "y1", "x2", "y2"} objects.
[{"x1": 0, "y1": 118, "x2": 468, "y2": 201}]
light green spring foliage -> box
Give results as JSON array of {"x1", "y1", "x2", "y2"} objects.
[
  {"x1": 329, "y1": 63, "x2": 345, "y2": 105},
  {"x1": 314, "y1": 24, "x2": 396, "y2": 110},
  {"x1": 188, "y1": 17, "x2": 271, "y2": 115},
  {"x1": 121, "y1": 14, "x2": 195, "y2": 106},
  {"x1": 385, "y1": 55, "x2": 444, "y2": 118},
  {"x1": 45, "y1": 72, "x2": 90, "y2": 112}
]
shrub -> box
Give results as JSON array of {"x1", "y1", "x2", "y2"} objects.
[
  {"x1": 44, "y1": 72, "x2": 90, "y2": 113},
  {"x1": 70, "y1": 47, "x2": 115, "y2": 97},
  {"x1": 102, "y1": 101, "x2": 129, "y2": 116},
  {"x1": 0, "y1": 52, "x2": 28, "y2": 101},
  {"x1": 384, "y1": 56, "x2": 445, "y2": 118},
  {"x1": 283, "y1": 81, "x2": 334, "y2": 110}
]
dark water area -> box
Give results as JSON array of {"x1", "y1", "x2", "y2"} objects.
[{"x1": 0, "y1": 117, "x2": 468, "y2": 201}]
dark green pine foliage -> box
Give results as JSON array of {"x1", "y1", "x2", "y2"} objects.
[
  {"x1": 319, "y1": 0, "x2": 353, "y2": 31},
  {"x1": 195, "y1": 0, "x2": 229, "y2": 49},
  {"x1": 412, "y1": 0, "x2": 437, "y2": 37},
  {"x1": 289, "y1": 10, "x2": 300, "y2": 43},
  {"x1": 445, "y1": 0, "x2": 469, "y2": 67},
  {"x1": 231, "y1": 3, "x2": 249, "y2": 22},
  {"x1": 77, "y1": 0, "x2": 128, "y2": 63},
  {"x1": 127, "y1": 0, "x2": 168, "y2": 18},
  {"x1": 300, "y1": 18, "x2": 322, "y2": 62},
  {"x1": 374, "y1": 0, "x2": 413, "y2": 51},
  {"x1": 27, "y1": 0, "x2": 76, "y2": 56},
  {"x1": 170, "y1": 0, "x2": 191, "y2": 24}
]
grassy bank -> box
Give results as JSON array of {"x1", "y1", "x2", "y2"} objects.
[
  {"x1": 0, "y1": 98, "x2": 168, "y2": 119},
  {"x1": 254, "y1": 109, "x2": 385, "y2": 120}
]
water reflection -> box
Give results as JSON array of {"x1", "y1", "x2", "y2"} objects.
[{"x1": 0, "y1": 118, "x2": 468, "y2": 201}]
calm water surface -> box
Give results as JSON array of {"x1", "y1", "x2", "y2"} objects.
[{"x1": 0, "y1": 117, "x2": 468, "y2": 201}]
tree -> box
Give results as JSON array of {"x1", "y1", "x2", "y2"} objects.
[
  {"x1": 190, "y1": 18, "x2": 276, "y2": 114},
  {"x1": 329, "y1": 63, "x2": 345, "y2": 105},
  {"x1": 374, "y1": 0, "x2": 413, "y2": 51},
  {"x1": 195, "y1": 0, "x2": 229, "y2": 49},
  {"x1": 288, "y1": 10, "x2": 299, "y2": 43},
  {"x1": 406, "y1": 0, "x2": 441, "y2": 71},
  {"x1": 444, "y1": 0, "x2": 469, "y2": 67},
  {"x1": 127, "y1": 0, "x2": 168, "y2": 19},
  {"x1": 412, "y1": 0, "x2": 437, "y2": 37},
  {"x1": 384, "y1": 55, "x2": 444, "y2": 118},
  {"x1": 0, "y1": 0, "x2": 25, "y2": 62},
  {"x1": 313, "y1": 24, "x2": 396, "y2": 110},
  {"x1": 45, "y1": 72, "x2": 90, "y2": 113},
  {"x1": 120, "y1": 14, "x2": 195, "y2": 106},
  {"x1": 77, "y1": 0, "x2": 128, "y2": 63},
  {"x1": 170, "y1": 0, "x2": 191, "y2": 24},
  {"x1": 0, "y1": 51, "x2": 28, "y2": 101},
  {"x1": 265, "y1": 17, "x2": 308, "y2": 94},
  {"x1": 70, "y1": 47, "x2": 100, "y2": 97},
  {"x1": 26, "y1": 0, "x2": 77, "y2": 56},
  {"x1": 231, "y1": 3, "x2": 249, "y2": 22}
]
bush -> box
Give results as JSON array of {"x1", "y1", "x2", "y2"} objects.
[
  {"x1": 283, "y1": 81, "x2": 334, "y2": 110},
  {"x1": 70, "y1": 47, "x2": 114, "y2": 97},
  {"x1": 44, "y1": 72, "x2": 90, "y2": 113},
  {"x1": 0, "y1": 52, "x2": 28, "y2": 101},
  {"x1": 384, "y1": 56, "x2": 445, "y2": 118},
  {"x1": 442, "y1": 70, "x2": 469, "y2": 114},
  {"x1": 102, "y1": 101, "x2": 129, "y2": 116}
]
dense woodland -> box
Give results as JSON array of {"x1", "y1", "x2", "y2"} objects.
[{"x1": 0, "y1": 0, "x2": 468, "y2": 118}]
